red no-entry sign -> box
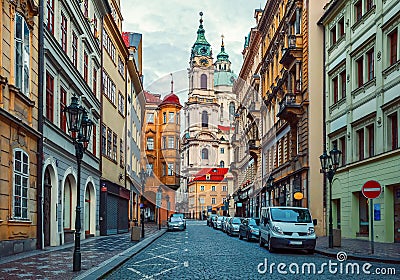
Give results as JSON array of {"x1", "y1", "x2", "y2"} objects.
[{"x1": 362, "y1": 180, "x2": 382, "y2": 199}]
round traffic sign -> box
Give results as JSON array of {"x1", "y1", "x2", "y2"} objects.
[{"x1": 362, "y1": 180, "x2": 382, "y2": 199}]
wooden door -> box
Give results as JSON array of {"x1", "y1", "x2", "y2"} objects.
[{"x1": 44, "y1": 169, "x2": 51, "y2": 247}]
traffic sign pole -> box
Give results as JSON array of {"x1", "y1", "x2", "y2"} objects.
[
  {"x1": 370, "y1": 199, "x2": 374, "y2": 254},
  {"x1": 362, "y1": 180, "x2": 381, "y2": 255}
]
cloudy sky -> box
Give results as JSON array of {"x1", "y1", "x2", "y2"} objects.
[{"x1": 120, "y1": 0, "x2": 261, "y2": 98}]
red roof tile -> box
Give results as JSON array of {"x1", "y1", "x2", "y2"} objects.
[
  {"x1": 190, "y1": 168, "x2": 229, "y2": 182},
  {"x1": 144, "y1": 91, "x2": 161, "y2": 104},
  {"x1": 160, "y1": 93, "x2": 181, "y2": 106}
]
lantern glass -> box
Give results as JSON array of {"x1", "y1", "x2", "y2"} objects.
[
  {"x1": 329, "y1": 144, "x2": 342, "y2": 169},
  {"x1": 319, "y1": 150, "x2": 329, "y2": 171},
  {"x1": 65, "y1": 96, "x2": 84, "y2": 136},
  {"x1": 79, "y1": 110, "x2": 93, "y2": 145}
]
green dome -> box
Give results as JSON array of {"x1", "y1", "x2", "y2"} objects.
[
  {"x1": 216, "y1": 36, "x2": 230, "y2": 62},
  {"x1": 191, "y1": 12, "x2": 212, "y2": 59},
  {"x1": 214, "y1": 71, "x2": 236, "y2": 86}
]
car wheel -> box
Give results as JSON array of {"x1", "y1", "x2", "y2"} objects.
[
  {"x1": 239, "y1": 232, "x2": 243, "y2": 240},
  {"x1": 259, "y1": 236, "x2": 265, "y2": 247},
  {"x1": 267, "y1": 237, "x2": 274, "y2": 253},
  {"x1": 246, "y1": 232, "x2": 251, "y2": 242}
]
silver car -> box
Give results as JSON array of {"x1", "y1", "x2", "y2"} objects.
[
  {"x1": 215, "y1": 216, "x2": 225, "y2": 230},
  {"x1": 226, "y1": 217, "x2": 243, "y2": 236},
  {"x1": 167, "y1": 216, "x2": 185, "y2": 231}
]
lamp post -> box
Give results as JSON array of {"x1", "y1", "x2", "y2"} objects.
[
  {"x1": 64, "y1": 96, "x2": 94, "y2": 271},
  {"x1": 266, "y1": 175, "x2": 274, "y2": 207},
  {"x1": 139, "y1": 168, "x2": 147, "y2": 238},
  {"x1": 225, "y1": 194, "x2": 231, "y2": 216},
  {"x1": 320, "y1": 144, "x2": 341, "y2": 248}
]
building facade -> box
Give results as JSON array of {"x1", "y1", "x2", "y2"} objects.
[
  {"x1": 320, "y1": 0, "x2": 400, "y2": 243},
  {"x1": 0, "y1": 0, "x2": 40, "y2": 256},
  {"x1": 181, "y1": 13, "x2": 236, "y2": 217},
  {"x1": 99, "y1": 0, "x2": 130, "y2": 235}
]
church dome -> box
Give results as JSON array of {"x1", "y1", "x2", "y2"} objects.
[
  {"x1": 160, "y1": 93, "x2": 181, "y2": 106},
  {"x1": 214, "y1": 71, "x2": 237, "y2": 86}
]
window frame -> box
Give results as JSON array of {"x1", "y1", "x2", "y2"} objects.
[
  {"x1": 13, "y1": 148, "x2": 29, "y2": 220},
  {"x1": 14, "y1": 13, "x2": 30, "y2": 96},
  {"x1": 45, "y1": 72, "x2": 54, "y2": 122},
  {"x1": 61, "y1": 13, "x2": 68, "y2": 53},
  {"x1": 46, "y1": 0, "x2": 55, "y2": 35}
]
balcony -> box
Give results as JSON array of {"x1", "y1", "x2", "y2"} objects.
[
  {"x1": 276, "y1": 93, "x2": 303, "y2": 124},
  {"x1": 280, "y1": 34, "x2": 303, "y2": 69},
  {"x1": 247, "y1": 139, "x2": 260, "y2": 159}
]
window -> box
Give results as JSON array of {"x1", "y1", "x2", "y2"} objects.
[
  {"x1": 223, "y1": 186, "x2": 227, "y2": 192},
  {"x1": 15, "y1": 13, "x2": 30, "y2": 95},
  {"x1": 83, "y1": 51, "x2": 88, "y2": 82},
  {"x1": 330, "y1": 26, "x2": 337, "y2": 45},
  {"x1": 167, "y1": 163, "x2": 174, "y2": 176},
  {"x1": 72, "y1": 32, "x2": 78, "y2": 68},
  {"x1": 220, "y1": 161, "x2": 225, "y2": 168},
  {"x1": 355, "y1": 0, "x2": 362, "y2": 22},
  {"x1": 146, "y1": 163, "x2": 153, "y2": 176},
  {"x1": 92, "y1": 127, "x2": 96, "y2": 156},
  {"x1": 13, "y1": 149, "x2": 29, "y2": 219},
  {"x1": 340, "y1": 71, "x2": 346, "y2": 99},
  {"x1": 339, "y1": 136, "x2": 346, "y2": 166},
  {"x1": 147, "y1": 113, "x2": 154, "y2": 123},
  {"x1": 112, "y1": 133, "x2": 117, "y2": 161},
  {"x1": 338, "y1": 17, "x2": 345, "y2": 38},
  {"x1": 169, "y1": 112, "x2": 174, "y2": 123},
  {"x1": 93, "y1": 68, "x2": 97, "y2": 96},
  {"x1": 200, "y1": 74, "x2": 207, "y2": 89},
  {"x1": 202, "y1": 111, "x2": 208, "y2": 127},
  {"x1": 389, "y1": 112, "x2": 398, "y2": 150},
  {"x1": 168, "y1": 136, "x2": 174, "y2": 149},
  {"x1": 63, "y1": 178, "x2": 72, "y2": 229},
  {"x1": 83, "y1": 0, "x2": 89, "y2": 18},
  {"x1": 211, "y1": 186, "x2": 216, "y2": 191},
  {"x1": 200, "y1": 186, "x2": 205, "y2": 191},
  {"x1": 93, "y1": 16, "x2": 98, "y2": 38},
  {"x1": 367, "y1": 49, "x2": 374, "y2": 81},
  {"x1": 101, "y1": 125, "x2": 106, "y2": 155},
  {"x1": 389, "y1": 29, "x2": 398, "y2": 66},
  {"x1": 162, "y1": 163, "x2": 166, "y2": 176},
  {"x1": 163, "y1": 112, "x2": 167, "y2": 123},
  {"x1": 201, "y1": 148, "x2": 208, "y2": 160},
  {"x1": 357, "y1": 128, "x2": 364, "y2": 161},
  {"x1": 176, "y1": 136, "x2": 180, "y2": 150},
  {"x1": 60, "y1": 87, "x2": 67, "y2": 132},
  {"x1": 146, "y1": 137, "x2": 154, "y2": 150},
  {"x1": 229, "y1": 102, "x2": 235, "y2": 120},
  {"x1": 46, "y1": 0, "x2": 54, "y2": 34},
  {"x1": 356, "y1": 56, "x2": 364, "y2": 87},
  {"x1": 212, "y1": 198, "x2": 216, "y2": 205},
  {"x1": 367, "y1": 124, "x2": 374, "y2": 157},
  {"x1": 332, "y1": 76, "x2": 338, "y2": 103},
  {"x1": 366, "y1": 0, "x2": 374, "y2": 11},
  {"x1": 220, "y1": 148, "x2": 225, "y2": 154},
  {"x1": 162, "y1": 136, "x2": 166, "y2": 149},
  {"x1": 176, "y1": 112, "x2": 180, "y2": 124},
  {"x1": 102, "y1": 29, "x2": 116, "y2": 61},
  {"x1": 107, "y1": 128, "x2": 112, "y2": 158},
  {"x1": 61, "y1": 13, "x2": 67, "y2": 53},
  {"x1": 118, "y1": 92, "x2": 124, "y2": 116},
  {"x1": 118, "y1": 56, "x2": 124, "y2": 76},
  {"x1": 120, "y1": 139, "x2": 124, "y2": 166},
  {"x1": 45, "y1": 72, "x2": 54, "y2": 122},
  {"x1": 358, "y1": 192, "x2": 369, "y2": 235},
  {"x1": 103, "y1": 71, "x2": 116, "y2": 104}
]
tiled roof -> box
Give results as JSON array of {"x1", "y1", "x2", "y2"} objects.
[
  {"x1": 190, "y1": 168, "x2": 229, "y2": 182},
  {"x1": 160, "y1": 93, "x2": 181, "y2": 106},
  {"x1": 144, "y1": 91, "x2": 161, "y2": 104}
]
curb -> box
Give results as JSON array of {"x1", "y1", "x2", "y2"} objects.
[
  {"x1": 315, "y1": 249, "x2": 400, "y2": 264},
  {"x1": 74, "y1": 229, "x2": 167, "y2": 280}
]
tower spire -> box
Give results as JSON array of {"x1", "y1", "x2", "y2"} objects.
[
  {"x1": 221, "y1": 34, "x2": 225, "y2": 52},
  {"x1": 170, "y1": 73, "x2": 174, "y2": 93}
]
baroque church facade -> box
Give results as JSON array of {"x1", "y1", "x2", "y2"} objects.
[{"x1": 179, "y1": 13, "x2": 237, "y2": 216}]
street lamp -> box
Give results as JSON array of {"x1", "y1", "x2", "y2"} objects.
[
  {"x1": 139, "y1": 168, "x2": 147, "y2": 238},
  {"x1": 320, "y1": 143, "x2": 341, "y2": 248},
  {"x1": 64, "y1": 96, "x2": 94, "y2": 271},
  {"x1": 266, "y1": 175, "x2": 274, "y2": 207}
]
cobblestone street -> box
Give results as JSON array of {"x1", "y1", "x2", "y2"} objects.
[{"x1": 105, "y1": 221, "x2": 400, "y2": 279}]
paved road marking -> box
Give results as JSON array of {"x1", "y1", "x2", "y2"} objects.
[
  {"x1": 134, "y1": 251, "x2": 176, "y2": 264},
  {"x1": 147, "y1": 252, "x2": 178, "y2": 263}
]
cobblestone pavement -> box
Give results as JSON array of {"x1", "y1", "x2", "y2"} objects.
[
  {"x1": 105, "y1": 220, "x2": 400, "y2": 280},
  {"x1": 0, "y1": 223, "x2": 160, "y2": 280},
  {"x1": 316, "y1": 236, "x2": 400, "y2": 262}
]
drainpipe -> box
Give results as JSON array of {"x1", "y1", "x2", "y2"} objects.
[{"x1": 36, "y1": 0, "x2": 45, "y2": 250}]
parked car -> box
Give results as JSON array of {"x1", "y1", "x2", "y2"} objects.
[
  {"x1": 171, "y1": 213, "x2": 186, "y2": 229},
  {"x1": 215, "y1": 216, "x2": 225, "y2": 230},
  {"x1": 167, "y1": 216, "x2": 185, "y2": 231},
  {"x1": 226, "y1": 217, "x2": 243, "y2": 236},
  {"x1": 222, "y1": 216, "x2": 230, "y2": 232},
  {"x1": 259, "y1": 206, "x2": 317, "y2": 253},
  {"x1": 207, "y1": 214, "x2": 218, "y2": 227},
  {"x1": 211, "y1": 216, "x2": 219, "y2": 228},
  {"x1": 239, "y1": 218, "x2": 260, "y2": 241}
]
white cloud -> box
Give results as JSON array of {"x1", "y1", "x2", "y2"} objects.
[{"x1": 121, "y1": 0, "x2": 260, "y2": 93}]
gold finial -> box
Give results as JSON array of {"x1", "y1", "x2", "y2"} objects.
[
  {"x1": 221, "y1": 34, "x2": 225, "y2": 47},
  {"x1": 199, "y1": 12, "x2": 203, "y2": 25},
  {"x1": 170, "y1": 73, "x2": 174, "y2": 93}
]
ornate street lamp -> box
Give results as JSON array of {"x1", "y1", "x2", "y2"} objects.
[
  {"x1": 266, "y1": 175, "x2": 274, "y2": 207},
  {"x1": 139, "y1": 168, "x2": 147, "y2": 238},
  {"x1": 64, "y1": 96, "x2": 94, "y2": 271},
  {"x1": 320, "y1": 143, "x2": 342, "y2": 248}
]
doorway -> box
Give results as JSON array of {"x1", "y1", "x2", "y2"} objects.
[
  {"x1": 44, "y1": 168, "x2": 51, "y2": 247},
  {"x1": 395, "y1": 186, "x2": 400, "y2": 243}
]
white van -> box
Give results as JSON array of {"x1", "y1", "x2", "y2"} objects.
[{"x1": 259, "y1": 206, "x2": 317, "y2": 253}]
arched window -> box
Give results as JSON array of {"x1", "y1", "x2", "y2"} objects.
[
  {"x1": 15, "y1": 13, "x2": 30, "y2": 95},
  {"x1": 220, "y1": 160, "x2": 225, "y2": 168},
  {"x1": 13, "y1": 149, "x2": 29, "y2": 219},
  {"x1": 202, "y1": 111, "x2": 208, "y2": 127},
  {"x1": 200, "y1": 74, "x2": 207, "y2": 89},
  {"x1": 201, "y1": 148, "x2": 209, "y2": 160},
  {"x1": 64, "y1": 177, "x2": 72, "y2": 229},
  {"x1": 229, "y1": 102, "x2": 235, "y2": 120}
]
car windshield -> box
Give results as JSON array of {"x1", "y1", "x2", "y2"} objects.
[
  {"x1": 170, "y1": 217, "x2": 182, "y2": 222},
  {"x1": 248, "y1": 219, "x2": 259, "y2": 226},
  {"x1": 270, "y1": 208, "x2": 312, "y2": 223},
  {"x1": 173, "y1": 214, "x2": 184, "y2": 218},
  {"x1": 232, "y1": 218, "x2": 242, "y2": 224},
  {"x1": 217, "y1": 217, "x2": 224, "y2": 221}
]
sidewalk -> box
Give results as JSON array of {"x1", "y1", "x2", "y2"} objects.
[
  {"x1": 315, "y1": 236, "x2": 400, "y2": 264},
  {"x1": 0, "y1": 223, "x2": 166, "y2": 280}
]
